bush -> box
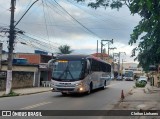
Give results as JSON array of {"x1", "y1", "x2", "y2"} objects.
[
  {"x1": 135, "y1": 81, "x2": 146, "y2": 87},
  {"x1": 2, "y1": 90, "x2": 19, "y2": 97}
]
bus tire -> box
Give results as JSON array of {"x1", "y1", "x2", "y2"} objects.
[
  {"x1": 61, "y1": 92, "x2": 68, "y2": 96},
  {"x1": 102, "y1": 80, "x2": 106, "y2": 90}
]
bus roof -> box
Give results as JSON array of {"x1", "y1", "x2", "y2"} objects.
[
  {"x1": 55, "y1": 54, "x2": 88, "y2": 60},
  {"x1": 55, "y1": 54, "x2": 111, "y2": 65}
]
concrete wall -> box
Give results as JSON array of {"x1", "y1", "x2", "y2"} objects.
[
  {"x1": 153, "y1": 73, "x2": 160, "y2": 87},
  {"x1": 0, "y1": 71, "x2": 34, "y2": 90},
  {"x1": 0, "y1": 65, "x2": 39, "y2": 90},
  {"x1": 12, "y1": 71, "x2": 34, "y2": 88}
]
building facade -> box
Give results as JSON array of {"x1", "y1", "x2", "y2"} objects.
[
  {"x1": 1, "y1": 52, "x2": 54, "y2": 89},
  {"x1": 17, "y1": 53, "x2": 53, "y2": 87},
  {"x1": 0, "y1": 64, "x2": 39, "y2": 90}
]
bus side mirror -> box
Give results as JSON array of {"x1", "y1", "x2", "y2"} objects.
[
  {"x1": 87, "y1": 69, "x2": 90, "y2": 74},
  {"x1": 48, "y1": 59, "x2": 55, "y2": 69}
]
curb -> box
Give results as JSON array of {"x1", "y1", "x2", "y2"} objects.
[
  {"x1": 0, "y1": 90, "x2": 51, "y2": 98},
  {"x1": 19, "y1": 90, "x2": 51, "y2": 96}
]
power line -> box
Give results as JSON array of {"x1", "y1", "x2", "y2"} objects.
[
  {"x1": 42, "y1": 0, "x2": 50, "y2": 41},
  {"x1": 52, "y1": 0, "x2": 102, "y2": 40},
  {"x1": 18, "y1": 34, "x2": 58, "y2": 49},
  {"x1": 66, "y1": 0, "x2": 134, "y2": 30},
  {"x1": 15, "y1": 0, "x2": 33, "y2": 19},
  {"x1": 24, "y1": 32, "x2": 62, "y2": 46},
  {"x1": 68, "y1": 0, "x2": 135, "y2": 23},
  {"x1": 16, "y1": 37, "x2": 53, "y2": 53},
  {"x1": 14, "y1": 0, "x2": 39, "y2": 27},
  {"x1": 17, "y1": 34, "x2": 59, "y2": 53},
  {"x1": 47, "y1": 0, "x2": 70, "y2": 18}
]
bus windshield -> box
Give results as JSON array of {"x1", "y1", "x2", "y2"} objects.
[
  {"x1": 125, "y1": 71, "x2": 133, "y2": 77},
  {"x1": 52, "y1": 60, "x2": 84, "y2": 81}
]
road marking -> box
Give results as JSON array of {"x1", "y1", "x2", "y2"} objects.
[{"x1": 21, "y1": 101, "x2": 52, "y2": 109}]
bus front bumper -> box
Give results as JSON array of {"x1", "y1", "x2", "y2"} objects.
[{"x1": 51, "y1": 85, "x2": 87, "y2": 93}]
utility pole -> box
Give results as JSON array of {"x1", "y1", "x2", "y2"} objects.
[
  {"x1": 122, "y1": 59, "x2": 123, "y2": 71},
  {"x1": 6, "y1": 0, "x2": 39, "y2": 95},
  {"x1": 100, "y1": 40, "x2": 103, "y2": 59},
  {"x1": 112, "y1": 53, "x2": 119, "y2": 74},
  {"x1": 6, "y1": 0, "x2": 16, "y2": 95},
  {"x1": 109, "y1": 47, "x2": 117, "y2": 57},
  {"x1": 122, "y1": 59, "x2": 124, "y2": 75},
  {"x1": 108, "y1": 42, "x2": 110, "y2": 55},
  {"x1": 96, "y1": 40, "x2": 98, "y2": 57},
  {"x1": 101, "y1": 39, "x2": 113, "y2": 60},
  {"x1": 0, "y1": 43, "x2": 2, "y2": 70},
  {"x1": 118, "y1": 52, "x2": 126, "y2": 78}
]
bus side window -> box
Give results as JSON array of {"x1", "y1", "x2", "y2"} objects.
[{"x1": 91, "y1": 60, "x2": 100, "y2": 71}]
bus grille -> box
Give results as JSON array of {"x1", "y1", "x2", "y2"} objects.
[{"x1": 57, "y1": 88, "x2": 74, "y2": 91}]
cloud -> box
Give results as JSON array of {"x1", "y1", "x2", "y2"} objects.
[{"x1": 0, "y1": 0, "x2": 141, "y2": 63}]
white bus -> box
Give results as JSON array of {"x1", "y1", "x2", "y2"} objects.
[
  {"x1": 123, "y1": 70, "x2": 134, "y2": 81},
  {"x1": 48, "y1": 55, "x2": 111, "y2": 95}
]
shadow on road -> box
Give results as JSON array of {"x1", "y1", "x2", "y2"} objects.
[{"x1": 52, "y1": 87, "x2": 109, "y2": 98}]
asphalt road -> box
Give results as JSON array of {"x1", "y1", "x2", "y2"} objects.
[{"x1": 0, "y1": 81, "x2": 135, "y2": 119}]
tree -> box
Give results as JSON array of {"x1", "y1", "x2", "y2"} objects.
[
  {"x1": 75, "y1": 0, "x2": 160, "y2": 71},
  {"x1": 129, "y1": 0, "x2": 160, "y2": 71},
  {"x1": 58, "y1": 45, "x2": 73, "y2": 54}
]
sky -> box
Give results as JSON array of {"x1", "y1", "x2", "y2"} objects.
[{"x1": 0, "y1": 0, "x2": 141, "y2": 63}]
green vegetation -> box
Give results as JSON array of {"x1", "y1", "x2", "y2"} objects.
[
  {"x1": 135, "y1": 81, "x2": 146, "y2": 88},
  {"x1": 75, "y1": 0, "x2": 160, "y2": 72},
  {"x1": 58, "y1": 45, "x2": 73, "y2": 54},
  {"x1": 2, "y1": 90, "x2": 19, "y2": 97}
]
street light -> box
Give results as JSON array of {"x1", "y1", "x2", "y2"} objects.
[{"x1": 101, "y1": 39, "x2": 113, "y2": 59}]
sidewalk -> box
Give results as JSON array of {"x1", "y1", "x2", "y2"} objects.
[
  {"x1": 113, "y1": 83, "x2": 160, "y2": 118},
  {"x1": 0, "y1": 87, "x2": 52, "y2": 97}
]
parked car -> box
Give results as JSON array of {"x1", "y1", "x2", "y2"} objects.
[{"x1": 137, "y1": 76, "x2": 147, "y2": 84}]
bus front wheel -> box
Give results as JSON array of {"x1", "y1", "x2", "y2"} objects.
[
  {"x1": 102, "y1": 81, "x2": 106, "y2": 90},
  {"x1": 61, "y1": 92, "x2": 68, "y2": 96}
]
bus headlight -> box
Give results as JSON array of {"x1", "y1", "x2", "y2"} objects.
[{"x1": 79, "y1": 87, "x2": 83, "y2": 91}]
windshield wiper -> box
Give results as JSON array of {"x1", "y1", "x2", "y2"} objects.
[
  {"x1": 65, "y1": 68, "x2": 74, "y2": 79},
  {"x1": 58, "y1": 64, "x2": 74, "y2": 80},
  {"x1": 58, "y1": 65, "x2": 69, "y2": 80}
]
